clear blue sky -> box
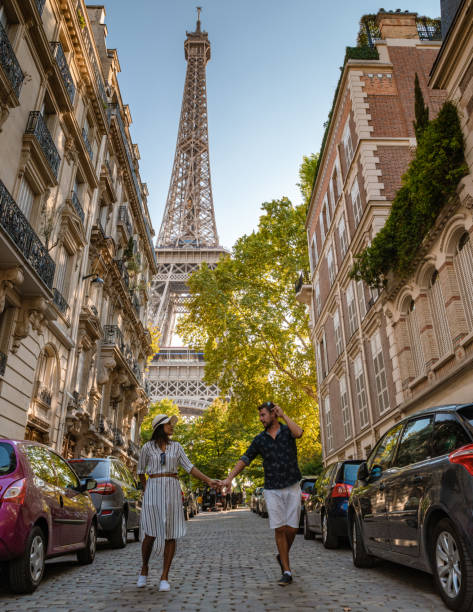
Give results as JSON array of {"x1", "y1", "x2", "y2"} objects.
[{"x1": 104, "y1": 1, "x2": 440, "y2": 250}]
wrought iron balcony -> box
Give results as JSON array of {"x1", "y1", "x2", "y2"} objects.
[
  {"x1": 50, "y1": 42, "x2": 75, "y2": 105},
  {"x1": 114, "y1": 258, "x2": 130, "y2": 288},
  {"x1": 70, "y1": 190, "x2": 84, "y2": 223},
  {"x1": 38, "y1": 385, "x2": 52, "y2": 407},
  {"x1": 0, "y1": 179, "x2": 55, "y2": 289},
  {"x1": 0, "y1": 351, "x2": 7, "y2": 377},
  {"x1": 416, "y1": 19, "x2": 442, "y2": 41},
  {"x1": 0, "y1": 22, "x2": 24, "y2": 99},
  {"x1": 25, "y1": 111, "x2": 60, "y2": 178},
  {"x1": 53, "y1": 287, "x2": 69, "y2": 315},
  {"x1": 82, "y1": 128, "x2": 93, "y2": 160},
  {"x1": 103, "y1": 324, "x2": 141, "y2": 381},
  {"x1": 76, "y1": 2, "x2": 108, "y2": 108},
  {"x1": 118, "y1": 206, "x2": 133, "y2": 237}
]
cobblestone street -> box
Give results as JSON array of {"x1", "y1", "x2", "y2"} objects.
[{"x1": 0, "y1": 509, "x2": 448, "y2": 611}]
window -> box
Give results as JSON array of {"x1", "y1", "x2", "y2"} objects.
[
  {"x1": 313, "y1": 282, "x2": 321, "y2": 317},
  {"x1": 55, "y1": 245, "x2": 73, "y2": 299},
  {"x1": 48, "y1": 451, "x2": 79, "y2": 489},
  {"x1": 371, "y1": 331, "x2": 390, "y2": 413},
  {"x1": 315, "y1": 344, "x2": 322, "y2": 382},
  {"x1": 320, "y1": 216, "x2": 326, "y2": 244},
  {"x1": 431, "y1": 413, "x2": 470, "y2": 457},
  {"x1": 354, "y1": 355, "x2": 369, "y2": 428},
  {"x1": 17, "y1": 177, "x2": 35, "y2": 220},
  {"x1": 351, "y1": 179, "x2": 363, "y2": 226},
  {"x1": 429, "y1": 271, "x2": 453, "y2": 357},
  {"x1": 454, "y1": 232, "x2": 473, "y2": 328},
  {"x1": 327, "y1": 246, "x2": 336, "y2": 285},
  {"x1": 406, "y1": 298, "x2": 424, "y2": 376},
  {"x1": 318, "y1": 332, "x2": 329, "y2": 379},
  {"x1": 324, "y1": 396, "x2": 333, "y2": 451},
  {"x1": 340, "y1": 375, "x2": 352, "y2": 440},
  {"x1": 367, "y1": 423, "x2": 403, "y2": 471},
  {"x1": 329, "y1": 179, "x2": 336, "y2": 216},
  {"x1": 23, "y1": 445, "x2": 57, "y2": 486},
  {"x1": 356, "y1": 280, "x2": 367, "y2": 320},
  {"x1": 338, "y1": 216, "x2": 348, "y2": 258},
  {"x1": 347, "y1": 282, "x2": 357, "y2": 337},
  {"x1": 343, "y1": 121, "x2": 354, "y2": 167},
  {"x1": 334, "y1": 309, "x2": 343, "y2": 356},
  {"x1": 309, "y1": 234, "x2": 318, "y2": 273},
  {"x1": 393, "y1": 417, "x2": 433, "y2": 468}
]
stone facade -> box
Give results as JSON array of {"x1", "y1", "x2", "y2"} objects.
[
  {"x1": 298, "y1": 10, "x2": 473, "y2": 464},
  {"x1": 0, "y1": 1, "x2": 157, "y2": 468}
]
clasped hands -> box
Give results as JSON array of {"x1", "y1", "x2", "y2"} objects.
[{"x1": 207, "y1": 477, "x2": 232, "y2": 492}]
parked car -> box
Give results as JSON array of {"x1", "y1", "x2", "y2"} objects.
[
  {"x1": 0, "y1": 440, "x2": 97, "y2": 593},
  {"x1": 259, "y1": 490, "x2": 268, "y2": 518},
  {"x1": 299, "y1": 476, "x2": 318, "y2": 530},
  {"x1": 69, "y1": 457, "x2": 141, "y2": 548},
  {"x1": 349, "y1": 404, "x2": 473, "y2": 612},
  {"x1": 250, "y1": 487, "x2": 263, "y2": 513},
  {"x1": 304, "y1": 461, "x2": 362, "y2": 547}
]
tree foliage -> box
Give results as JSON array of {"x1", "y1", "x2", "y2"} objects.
[
  {"x1": 413, "y1": 73, "x2": 429, "y2": 140},
  {"x1": 297, "y1": 154, "x2": 318, "y2": 207},
  {"x1": 351, "y1": 101, "x2": 468, "y2": 288},
  {"x1": 177, "y1": 196, "x2": 321, "y2": 474}
]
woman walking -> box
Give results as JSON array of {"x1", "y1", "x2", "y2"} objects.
[{"x1": 136, "y1": 413, "x2": 218, "y2": 591}]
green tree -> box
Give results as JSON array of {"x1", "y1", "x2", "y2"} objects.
[
  {"x1": 177, "y1": 195, "x2": 321, "y2": 472},
  {"x1": 140, "y1": 398, "x2": 181, "y2": 444},
  {"x1": 413, "y1": 73, "x2": 429, "y2": 140},
  {"x1": 297, "y1": 153, "x2": 319, "y2": 207}
]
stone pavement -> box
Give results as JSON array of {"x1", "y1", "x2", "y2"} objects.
[{"x1": 0, "y1": 509, "x2": 447, "y2": 611}]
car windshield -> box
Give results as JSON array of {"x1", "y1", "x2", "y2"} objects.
[
  {"x1": 0, "y1": 442, "x2": 16, "y2": 476},
  {"x1": 341, "y1": 463, "x2": 362, "y2": 485},
  {"x1": 301, "y1": 480, "x2": 315, "y2": 492},
  {"x1": 69, "y1": 459, "x2": 108, "y2": 479}
]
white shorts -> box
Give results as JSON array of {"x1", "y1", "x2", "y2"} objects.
[{"x1": 264, "y1": 482, "x2": 301, "y2": 529}]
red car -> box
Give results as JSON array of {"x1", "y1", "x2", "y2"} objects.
[{"x1": 0, "y1": 440, "x2": 97, "y2": 593}]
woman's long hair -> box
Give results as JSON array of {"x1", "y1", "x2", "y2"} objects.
[{"x1": 151, "y1": 423, "x2": 170, "y2": 446}]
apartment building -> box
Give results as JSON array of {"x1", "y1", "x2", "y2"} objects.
[
  {"x1": 298, "y1": 10, "x2": 457, "y2": 463},
  {"x1": 0, "y1": 1, "x2": 157, "y2": 467}
]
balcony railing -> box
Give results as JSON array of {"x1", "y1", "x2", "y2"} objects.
[
  {"x1": 114, "y1": 258, "x2": 130, "y2": 288},
  {"x1": 0, "y1": 351, "x2": 7, "y2": 377},
  {"x1": 50, "y1": 42, "x2": 75, "y2": 104},
  {"x1": 0, "y1": 179, "x2": 55, "y2": 289},
  {"x1": 53, "y1": 287, "x2": 69, "y2": 315},
  {"x1": 25, "y1": 111, "x2": 60, "y2": 179},
  {"x1": 70, "y1": 190, "x2": 84, "y2": 223},
  {"x1": 155, "y1": 349, "x2": 205, "y2": 362},
  {"x1": 0, "y1": 22, "x2": 24, "y2": 99},
  {"x1": 76, "y1": 2, "x2": 107, "y2": 108},
  {"x1": 103, "y1": 324, "x2": 142, "y2": 381},
  {"x1": 82, "y1": 128, "x2": 93, "y2": 160},
  {"x1": 35, "y1": 0, "x2": 46, "y2": 15},
  {"x1": 416, "y1": 20, "x2": 442, "y2": 41},
  {"x1": 118, "y1": 206, "x2": 133, "y2": 237}
]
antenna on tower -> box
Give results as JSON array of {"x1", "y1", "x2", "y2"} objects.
[{"x1": 196, "y1": 6, "x2": 202, "y2": 32}]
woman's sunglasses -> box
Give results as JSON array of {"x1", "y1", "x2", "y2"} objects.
[{"x1": 160, "y1": 452, "x2": 166, "y2": 466}]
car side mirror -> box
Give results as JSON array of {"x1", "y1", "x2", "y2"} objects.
[
  {"x1": 370, "y1": 465, "x2": 382, "y2": 480},
  {"x1": 357, "y1": 462, "x2": 369, "y2": 481}
]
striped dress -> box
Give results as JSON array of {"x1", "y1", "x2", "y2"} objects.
[{"x1": 137, "y1": 440, "x2": 194, "y2": 557}]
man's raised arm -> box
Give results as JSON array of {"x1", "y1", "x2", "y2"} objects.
[{"x1": 273, "y1": 405, "x2": 303, "y2": 438}]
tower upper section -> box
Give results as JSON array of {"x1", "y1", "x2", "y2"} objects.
[{"x1": 157, "y1": 10, "x2": 219, "y2": 249}]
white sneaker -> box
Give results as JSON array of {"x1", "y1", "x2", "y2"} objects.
[
  {"x1": 137, "y1": 574, "x2": 147, "y2": 588},
  {"x1": 159, "y1": 580, "x2": 170, "y2": 592}
]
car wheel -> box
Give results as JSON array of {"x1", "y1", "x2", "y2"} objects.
[
  {"x1": 304, "y1": 513, "x2": 315, "y2": 540},
  {"x1": 432, "y1": 518, "x2": 473, "y2": 612},
  {"x1": 108, "y1": 512, "x2": 127, "y2": 549},
  {"x1": 77, "y1": 522, "x2": 97, "y2": 565},
  {"x1": 351, "y1": 515, "x2": 375, "y2": 568},
  {"x1": 322, "y1": 512, "x2": 339, "y2": 549},
  {"x1": 133, "y1": 528, "x2": 140, "y2": 542},
  {"x1": 8, "y1": 526, "x2": 46, "y2": 593}
]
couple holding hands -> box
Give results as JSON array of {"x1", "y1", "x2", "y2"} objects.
[{"x1": 136, "y1": 401, "x2": 303, "y2": 591}]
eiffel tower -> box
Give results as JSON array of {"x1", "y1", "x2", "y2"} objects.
[{"x1": 147, "y1": 9, "x2": 227, "y2": 417}]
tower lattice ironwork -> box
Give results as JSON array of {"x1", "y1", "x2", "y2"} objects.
[{"x1": 147, "y1": 11, "x2": 227, "y2": 416}]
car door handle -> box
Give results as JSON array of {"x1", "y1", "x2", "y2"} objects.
[{"x1": 379, "y1": 483, "x2": 385, "y2": 491}]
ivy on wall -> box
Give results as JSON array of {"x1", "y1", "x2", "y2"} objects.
[{"x1": 350, "y1": 101, "x2": 468, "y2": 288}]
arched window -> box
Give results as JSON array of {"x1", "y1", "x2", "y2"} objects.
[
  {"x1": 406, "y1": 298, "x2": 424, "y2": 376},
  {"x1": 454, "y1": 232, "x2": 473, "y2": 328},
  {"x1": 34, "y1": 346, "x2": 58, "y2": 408},
  {"x1": 428, "y1": 270, "x2": 453, "y2": 357}
]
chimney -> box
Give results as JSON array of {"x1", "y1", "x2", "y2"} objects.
[{"x1": 376, "y1": 10, "x2": 419, "y2": 40}]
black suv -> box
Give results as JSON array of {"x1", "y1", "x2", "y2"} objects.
[{"x1": 349, "y1": 404, "x2": 473, "y2": 612}]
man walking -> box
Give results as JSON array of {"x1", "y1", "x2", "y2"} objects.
[{"x1": 221, "y1": 401, "x2": 303, "y2": 586}]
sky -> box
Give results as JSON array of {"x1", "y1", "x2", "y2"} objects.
[{"x1": 104, "y1": 0, "x2": 441, "y2": 251}]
